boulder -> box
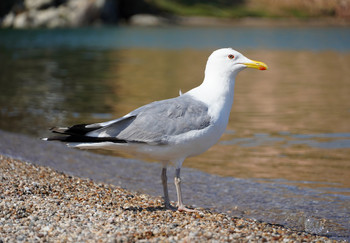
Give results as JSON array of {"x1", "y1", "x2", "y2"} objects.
[
  {"x1": 13, "y1": 13, "x2": 30, "y2": 28},
  {"x1": 1, "y1": 11, "x2": 15, "y2": 28},
  {"x1": 1, "y1": 0, "x2": 118, "y2": 28},
  {"x1": 129, "y1": 14, "x2": 168, "y2": 26},
  {"x1": 67, "y1": 0, "x2": 101, "y2": 26},
  {"x1": 29, "y1": 7, "x2": 66, "y2": 28},
  {"x1": 336, "y1": 0, "x2": 350, "y2": 19},
  {"x1": 24, "y1": 0, "x2": 55, "y2": 10}
]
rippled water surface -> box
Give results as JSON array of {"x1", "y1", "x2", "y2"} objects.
[{"x1": 0, "y1": 27, "x2": 349, "y2": 240}]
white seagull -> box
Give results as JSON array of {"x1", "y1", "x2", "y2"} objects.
[{"x1": 44, "y1": 48, "x2": 268, "y2": 211}]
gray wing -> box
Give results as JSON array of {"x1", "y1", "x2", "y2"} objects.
[{"x1": 87, "y1": 95, "x2": 212, "y2": 145}]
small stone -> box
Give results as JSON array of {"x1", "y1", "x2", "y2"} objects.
[
  {"x1": 204, "y1": 232, "x2": 213, "y2": 239},
  {"x1": 24, "y1": 187, "x2": 31, "y2": 193}
]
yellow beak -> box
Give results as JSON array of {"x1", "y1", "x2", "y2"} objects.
[{"x1": 244, "y1": 60, "x2": 268, "y2": 70}]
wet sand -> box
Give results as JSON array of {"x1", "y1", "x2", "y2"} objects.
[{"x1": 0, "y1": 155, "x2": 337, "y2": 242}]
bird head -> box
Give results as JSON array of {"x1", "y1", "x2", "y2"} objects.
[{"x1": 205, "y1": 48, "x2": 268, "y2": 79}]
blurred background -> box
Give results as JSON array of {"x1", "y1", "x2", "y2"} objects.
[
  {"x1": 1, "y1": 0, "x2": 350, "y2": 27},
  {"x1": 0, "y1": 0, "x2": 350, "y2": 239}
]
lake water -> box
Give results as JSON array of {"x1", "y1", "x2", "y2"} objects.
[{"x1": 0, "y1": 26, "x2": 349, "y2": 240}]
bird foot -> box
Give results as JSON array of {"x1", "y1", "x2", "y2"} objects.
[
  {"x1": 177, "y1": 205, "x2": 197, "y2": 212},
  {"x1": 164, "y1": 203, "x2": 197, "y2": 212}
]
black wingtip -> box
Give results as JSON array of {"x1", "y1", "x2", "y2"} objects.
[
  {"x1": 45, "y1": 123, "x2": 128, "y2": 144},
  {"x1": 48, "y1": 124, "x2": 101, "y2": 136},
  {"x1": 44, "y1": 134, "x2": 128, "y2": 143}
]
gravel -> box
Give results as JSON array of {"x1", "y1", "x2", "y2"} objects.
[{"x1": 0, "y1": 155, "x2": 339, "y2": 242}]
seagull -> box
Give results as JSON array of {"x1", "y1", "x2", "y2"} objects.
[{"x1": 44, "y1": 48, "x2": 268, "y2": 211}]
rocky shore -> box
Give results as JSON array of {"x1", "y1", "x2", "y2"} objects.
[
  {"x1": 1, "y1": 0, "x2": 350, "y2": 28},
  {"x1": 1, "y1": 0, "x2": 118, "y2": 28},
  {"x1": 0, "y1": 155, "x2": 338, "y2": 242}
]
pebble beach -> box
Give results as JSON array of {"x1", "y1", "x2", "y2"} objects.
[{"x1": 0, "y1": 155, "x2": 340, "y2": 242}]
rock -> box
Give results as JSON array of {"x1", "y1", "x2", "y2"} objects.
[
  {"x1": 65, "y1": 0, "x2": 118, "y2": 27},
  {"x1": 67, "y1": 0, "x2": 101, "y2": 27},
  {"x1": 13, "y1": 13, "x2": 29, "y2": 28},
  {"x1": 29, "y1": 7, "x2": 65, "y2": 28},
  {"x1": 1, "y1": 0, "x2": 118, "y2": 28},
  {"x1": 336, "y1": 0, "x2": 350, "y2": 19},
  {"x1": 1, "y1": 11, "x2": 15, "y2": 28},
  {"x1": 25, "y1": 0, "x2": 55, "y2": 10},
  {"x1": 129, "y1": 14, "x2": 169, "y2": 26}
]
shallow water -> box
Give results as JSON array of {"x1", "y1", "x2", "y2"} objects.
[
  {"x1": 0, "y1": 26, "x2": 349, "y2": 51},
  {"x1": 1, "y1": 47, "x2": 349, "y2": 192},
  {"x1": 0, "y1": 27, "x2": 349, "y2": 240}
]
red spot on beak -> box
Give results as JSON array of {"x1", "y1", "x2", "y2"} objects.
[{"x1": 259, "y1": 66, "x2": 266, "y2": 70}]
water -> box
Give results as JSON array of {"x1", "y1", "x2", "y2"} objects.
[
  {"x1": 0, "y1": 26, "x2": 349, "y2": 51},
  {"x1": 0, "y1": 26, "x2": 349, "y2": 240}
]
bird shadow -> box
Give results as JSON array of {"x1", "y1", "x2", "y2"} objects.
[
  {"x1": 122, "y1": 205, "x2": 177, "y2": 212},
  {"x1": 121, "y1": 205, "x2": 198, "y2": 212}
]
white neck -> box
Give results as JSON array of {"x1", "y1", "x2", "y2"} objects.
[{"x1": 187, "y1": 70, "x2": 237, "y2": 127}]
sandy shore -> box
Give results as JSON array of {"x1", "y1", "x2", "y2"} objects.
[{"x1": 0, "y1": 155, "x2": 338, "y2": 242}]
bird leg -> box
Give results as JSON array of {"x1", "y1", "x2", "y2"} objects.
[
  {"x1": 161, "y1": 167, "x2": 172, "y2": 209},
  {"x1": 174, "y1": 168, "x2": 196, "y2": 212}
]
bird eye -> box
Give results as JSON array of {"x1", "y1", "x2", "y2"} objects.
[{"x1": 228, "y1": 54, "x2": 235, "y2": 59}]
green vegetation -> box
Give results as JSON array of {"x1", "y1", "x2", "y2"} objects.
[
  {"x1": 149, "y1": 0, "x2": 269, "y2": 18},
  {"x1": 146, "y1": 0, "x2": 341, "y2": 19}
]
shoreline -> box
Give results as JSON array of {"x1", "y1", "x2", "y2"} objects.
[
  {"x1": 0, "y1": 155, "x2": 338, "y2": 242},
  {"x1": 146, "y1": 16, "x2": 350, "y2": 27},
  {"x1": 2, "y1": 0, "x2": 350, "y2": 29},
  {"x1": 2, "y1": 14, "x2": 350, "y2": 29}
]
